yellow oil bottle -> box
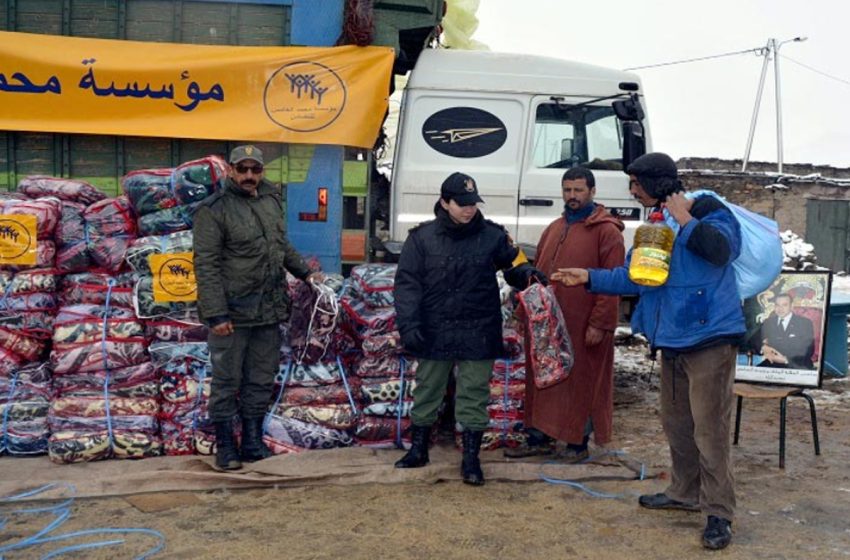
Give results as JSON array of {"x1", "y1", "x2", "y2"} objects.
[{"x1": 629, "y1": 211, "x2": 674, "y2": 286}]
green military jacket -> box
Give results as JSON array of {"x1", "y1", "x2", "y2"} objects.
[{"x1": 193, "y1": 178, "x2": 311, "y2": 327}]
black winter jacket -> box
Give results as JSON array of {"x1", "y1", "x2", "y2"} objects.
[{"x1": 394, "y1": 204, "x2": 532, "y2": 360}]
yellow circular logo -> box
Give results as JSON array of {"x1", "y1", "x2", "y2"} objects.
[
  {"x1": 263, "y1": 61, "x2": 347, "y2": 133},
  {"x1": 0, "y1": 217, "x2": 34, "y2": 261},
  {"x1": 157, "y1": 256, "x2": 196, "y2": 298}
]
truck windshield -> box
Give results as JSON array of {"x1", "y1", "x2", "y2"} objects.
[{"x1": 532, "y1": 103, "x2": 623, "y2": 170}]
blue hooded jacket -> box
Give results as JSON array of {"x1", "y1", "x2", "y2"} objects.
[{"x1": 588, "y1": 195, "x2": 745, "y2": 351}]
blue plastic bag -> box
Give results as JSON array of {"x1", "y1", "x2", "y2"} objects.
[{"x1": 663, "y1": 190, "x2": 783, "y2": 299}]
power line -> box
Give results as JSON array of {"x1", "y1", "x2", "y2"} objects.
[
  {"x1": 780, "y1": 54, "x2": 850, "y2": 87},
  {"x1": 623, "y1": 46, "x2": 765, "y2": 71}
]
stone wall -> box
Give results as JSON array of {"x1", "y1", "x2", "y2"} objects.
[{"x1": 676, "y1": 157, "x2": 850, "y2": 238}]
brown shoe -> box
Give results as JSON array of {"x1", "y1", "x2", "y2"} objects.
[
  {"x1": 503, "y1": 442, "x2": 555, "y2": 458},
  {"x1": 556, "y1": 447, "x2": 589, "y2": 463}
]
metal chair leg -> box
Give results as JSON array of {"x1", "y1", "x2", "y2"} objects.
[
  {"x1": 799, "y1": 392, "x2": 821, "y2": 456},
  {"x1": 733, "y1": 395, "x2": 742, "y2": 445},
  {"x1": 779, "y1": 397, "x2": 788, "y2": 469}
]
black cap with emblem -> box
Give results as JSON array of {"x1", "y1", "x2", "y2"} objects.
[{"x1": 440, "y1": 172, "x2": 484, "y2": 206}]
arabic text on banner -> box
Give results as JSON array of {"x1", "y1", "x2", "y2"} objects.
[{"x1": 0, "y1": 31, "x2": 394, "y2": 149}]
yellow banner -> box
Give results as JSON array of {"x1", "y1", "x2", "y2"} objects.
[
  {"x1": 0, "y1": 31, "x2": 394, "y2": 149},
  {"x1": 150, "y1": 252, "x2": 197, "y2": 303},
  {"x1": 0, "y1": 215, "x2": 37, "y2": 266}
]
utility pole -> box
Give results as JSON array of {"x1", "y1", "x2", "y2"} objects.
[{"x1": 742, "y1": 36, "x2": 807, "y2": 173}]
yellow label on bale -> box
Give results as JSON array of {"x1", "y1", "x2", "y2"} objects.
[
  {"x1": 0, "y1": 214, "x2": 37, "y2": 265},
  {"x1": 150, "y1": 252, "x2": 197, "y2": 302}
]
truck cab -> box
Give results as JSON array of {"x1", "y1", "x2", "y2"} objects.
[{"x1": 389, "y1": 49, "x2": 650, "y2": 254}]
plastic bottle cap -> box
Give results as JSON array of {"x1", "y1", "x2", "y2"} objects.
[{"x1": 649, "y1": 211, "x2": 665, "y2": 222}]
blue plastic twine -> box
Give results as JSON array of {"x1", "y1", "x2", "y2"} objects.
[
  {"x1": 264, "y1": 361, "x2": 291, "y2": 434},
  {"x1": 336, "y1": 356, "x2": 358, "y2": 415},
  {"x1": 1, "y1": 372, "x2": 19, "y2": 454}
]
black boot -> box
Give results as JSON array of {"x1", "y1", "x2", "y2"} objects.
[
  {"x1": 461, "y1": 430, "x2": 485, "y2": 486},
  {"x1": 394, "y1": 424, "x2": 431, "y2": 468},
  {"x1": 214, "y1": 420, "x2": 242, "y2": 470},
  {"x1": 240, "y1": 416, "x2": 272, "y2": 462}
]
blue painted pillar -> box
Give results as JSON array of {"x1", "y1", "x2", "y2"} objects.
[
  {"x1": 287, "y1": 0, "x2": 345, "y2": 273},
  {"x1": 286, "y1": 145, "x2": 343, "y2": 272}
]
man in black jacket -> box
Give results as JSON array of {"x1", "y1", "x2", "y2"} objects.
[{"x1": 393, "y1": 172, "x2": 546, "y2": 485}]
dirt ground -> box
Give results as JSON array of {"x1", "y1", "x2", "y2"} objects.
[{"x1": 3, "y1": 341, "x2": 850, "y2": 559}]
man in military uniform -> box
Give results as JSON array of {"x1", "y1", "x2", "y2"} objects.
[
  {"x1": 393, "y1": 172, "x2": 547, "y2": 485},
  {"x1": 194, "y1": 145, "x2": 322, "y2": 470}
]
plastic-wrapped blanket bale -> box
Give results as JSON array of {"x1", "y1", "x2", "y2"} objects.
[
  {"x1": 0, "y1": 197, "x2": 61, "y2": 240},
  {"x1": 52, "y1": 363, "x2": 158, "y2": 399},
  {"x1": 125, "y1": 231, "x2": 193, "y2": 274},
  {"x1": 170, "y1": 156, "x2": 227, "y2": 206},
  {"x1": 356, "y1": 355, "x2": 417, "y2": 379},
  {"x1": 262, "y1": 359, "x2": 358, "y2": 454},
  {"x1": 353, "y1": 417, "x2": 411, "y2": 449},
  {"x1": 18, "y1": 176, "x2": 106, "y2": 205},
  {"x1": 47, "y1": 395, "x2": 161, "y2": 463},
  {"x1": 84, "y1": 196, "x2": 136, "y2": 272},
  {"x1": 137, "y1": 202, "x2": 200, "y2": 236},
  {"x1": 338, "y1": 295, "x2": 396, "y2": 333},
  {"x1": 0, "y1": 269, "x2": 59, "y2": 363},
  {"x1": 50, "y1": 304, "x2": 147, "y2": 375},
  {"x1": 121, "y1": 168, "x2": 177, "y2": 216},
  {"x1": 55, "y1": 201, "x2": 91, "y2": 273},
  {"x1": 151, "y1": 341, "x2": 214, "y2": 455},
  {"x1": 60, "y1": 273, "x2": 136, "y2": 309},
  {"x1": 133, "y1": 275, "x2": 196, "y2": 320},
  {"x1": 285, "y1": 274, "x2": 355, "y2": 365},
  {"x1": 263, "y1": 414, "x2": 353, "y2": 454},
  {"x1": 145, "y1": 315, "x2": 207, "y2": 343},
  {"x1": 0, "y1": 362, "x2": 52, "y2": 456},
  {"x1": 516, "y1": 283, "x2": 574, "y2": 389},
  {"x1": 348, "y1": 263, "x2": 397, "y2": 308}
]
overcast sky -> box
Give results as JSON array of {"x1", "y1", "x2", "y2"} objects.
[{"x1": 472, "y1": 0, "x2": 850, "y2": 169}]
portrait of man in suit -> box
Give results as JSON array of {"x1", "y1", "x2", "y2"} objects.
[{"x1": 757, "y1": 292, "x2": 816, "y2": 370}]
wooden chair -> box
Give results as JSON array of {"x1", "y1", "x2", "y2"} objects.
[{"x1": 732, "y1": 382, "x2": 821, "y2": 469}]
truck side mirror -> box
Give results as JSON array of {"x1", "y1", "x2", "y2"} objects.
[
  {"x1": 621, "y1": 121, "x2": 646, "y2": 168},
  {"x1": 614, "y1": 92, "x2": 646, "y2": 168}
]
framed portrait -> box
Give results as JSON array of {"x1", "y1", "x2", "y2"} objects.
[{"x1": 736, "y1": 270, "x2": 832, "y2": 388}]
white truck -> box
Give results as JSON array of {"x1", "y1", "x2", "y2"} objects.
[{"x1": 386, "y1": 48, "x2": 650, "y2": 257}]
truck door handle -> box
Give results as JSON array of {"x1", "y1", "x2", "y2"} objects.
[{"x1": 519, "y1": 198, "x2": 554, "y2": 207}]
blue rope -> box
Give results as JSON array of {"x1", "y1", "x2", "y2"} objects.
[
  {"x1": 0, "y1": 482, "x2": 166, "y2": 558},
  {"x1": 263, "y1": 361, "x2": 291, "y2": 434},
  {"x1": 190, "y1": 361, "x2": 208, "y2": 435},
  {"x1": 336, "y1": 356, "x2": 358, "y2": 415},
  {"x1": 539, "y1": 450, "x2": 648, "y2": 500},
  {"x1": 396, "y1": 357, "x2": 406, "y2": 449},
  {"x1": 100, "y1": 279, "x2": 117, "y2": 453},
  {"x1": 82, "y1": 221, "x2": 91, "y2": 249},
  {"x1": 1, "y1": 372, "x2": 19, "y2": 454}
]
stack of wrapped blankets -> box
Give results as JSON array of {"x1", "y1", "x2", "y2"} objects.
[
  {"x1": 122, "y1": 156, "x2": 226, "y2": 237},
  {"x1": 16, "y1": 176, "x2": 107, "y2": 273},
  {"x1": 47, "y1": 303, "x2": 160, "y2": 463},
  {"x1": 152, "y1": 341, "x2": 213, "y2": 455},
  {"x1": 0, "y1": 362, "x2": 53, "y2": 456},
  {"x1": 342, "y1": 264, "x2": 417, "y2": 449},
  {"x1": 263, "y1": 359, "x2": 358, "y2": 453}
]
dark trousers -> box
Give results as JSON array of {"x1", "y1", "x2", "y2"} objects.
[
  {"x1": 411, "y1": 359, "x2": 492, "y2": 431},
  {"x1": 661, "y1": 344, "x2": 737, "y2": 521},
  {"x1": 208, "y1": 324, "x2": 281, "y2": 421}
]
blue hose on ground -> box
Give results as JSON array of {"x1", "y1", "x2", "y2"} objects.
[
  {"x1": 0, "y1": 482, "x2": 166, "y2": 559},
  {"x1": 540, "y1": 449, "x2": 649, "y2": 500}
]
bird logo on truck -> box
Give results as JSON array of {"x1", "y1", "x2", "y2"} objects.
[{"x1": 422, "y1": 107, "x2": 507, "y2": 158}]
